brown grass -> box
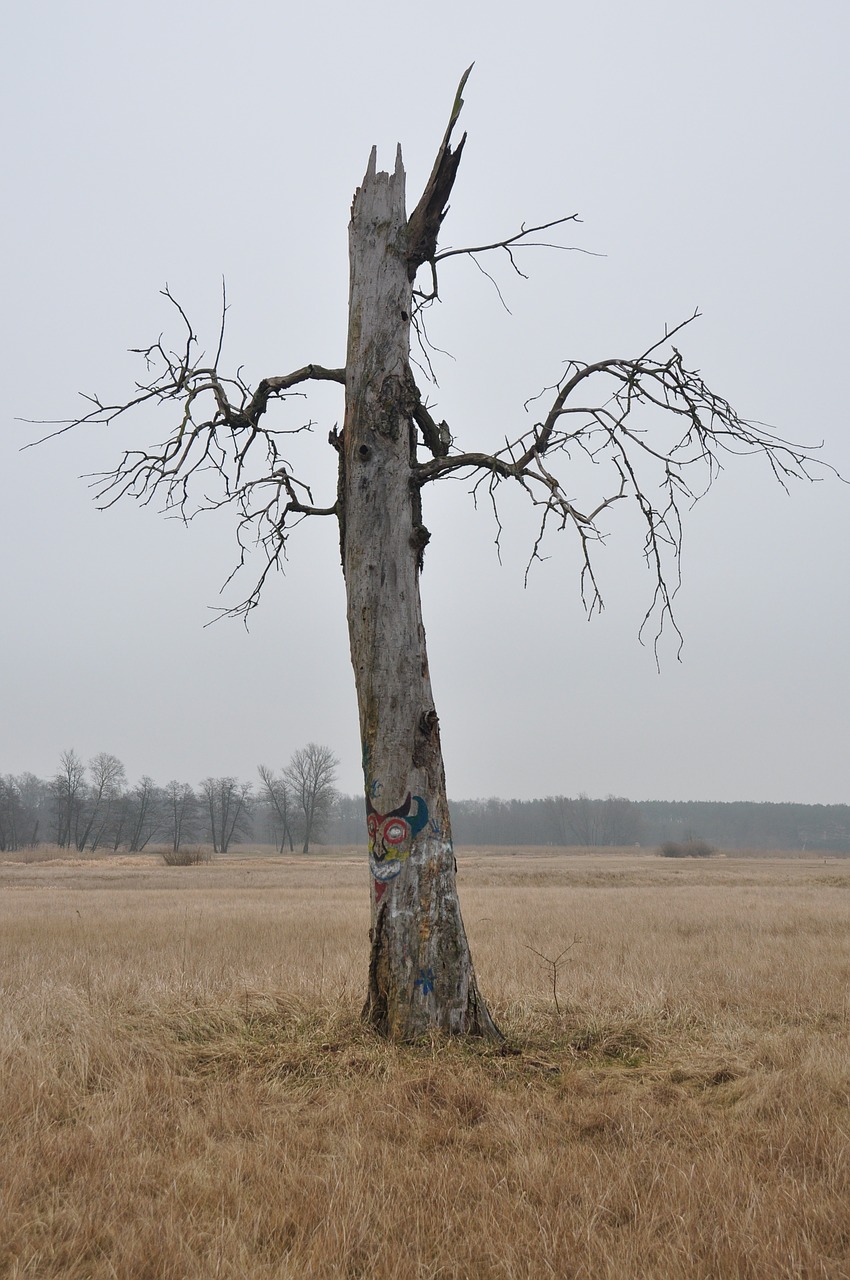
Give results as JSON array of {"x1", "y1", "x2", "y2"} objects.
[{"x1": 2, "y1": 848, "x2": 850, "y2": 1278}]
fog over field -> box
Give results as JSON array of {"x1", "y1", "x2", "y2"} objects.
[{"x1": 3, "y1": 0, "x2": 848, "y2": 804}]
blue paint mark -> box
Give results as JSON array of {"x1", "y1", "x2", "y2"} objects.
[
  {"x1": 414, "y1": 967, "x2": 435, "y2": 996},
  {"x1": 430, "y1": 818, "x2": 440, "y2": 835},
  {"x1": 370, "y1": 779, "x2": 382, "y2": 799}
]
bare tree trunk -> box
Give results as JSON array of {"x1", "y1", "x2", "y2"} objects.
[{"x1": 341, "y1": 147, "x2": 500, "y2": 1041}]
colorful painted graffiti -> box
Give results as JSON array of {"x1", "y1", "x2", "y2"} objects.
[{"x1": 367, "y1": 792, "x2": 429, "y2": 889}]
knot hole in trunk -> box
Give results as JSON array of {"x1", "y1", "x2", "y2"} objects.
[{"x1": 413, "y1": 708, "x2": 441, "y2": 767}]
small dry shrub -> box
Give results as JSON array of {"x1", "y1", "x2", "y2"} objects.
[
  {"x1": 160, "y1": 845, "x2": 211, "y2": 866},
  {"x1": 659, "y1": 839, "x2": 717, "y2": 858}
]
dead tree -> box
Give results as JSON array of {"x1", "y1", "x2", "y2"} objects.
[{"x1": 32, "y1": 70, "x2": 831, "y2": 1039}]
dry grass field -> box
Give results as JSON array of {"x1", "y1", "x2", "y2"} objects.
[{"x1": 2, "y1": 846, "x2": 850, "y2": 1279}]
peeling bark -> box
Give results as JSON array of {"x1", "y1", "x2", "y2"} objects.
[{"x1": 341, "y1": 144, "x2": 500, "y2": 1041}]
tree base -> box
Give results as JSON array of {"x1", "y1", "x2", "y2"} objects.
[{"x1": 361, "y1": 983, "x2": 503, "y2": 1043}]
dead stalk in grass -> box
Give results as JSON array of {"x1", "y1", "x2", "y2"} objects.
[{"x1": 523, "y1": 935, "x2": 581, "y2": 1014}]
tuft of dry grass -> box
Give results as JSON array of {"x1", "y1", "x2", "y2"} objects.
[{"x1": 2, "y1": 850, "x2": 850, "y2": 1277}]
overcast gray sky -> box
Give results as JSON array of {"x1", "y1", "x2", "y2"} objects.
[{"x1": 3, "y1": 0, "x2": 848, "y2": 804}]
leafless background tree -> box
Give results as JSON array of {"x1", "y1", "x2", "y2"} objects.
[
  {"x1": 0, "y1": 774, "x2": 43, "y2": 851},
  {"x1": 120, "y1": 776, "x2": 163, "y2": 852},
  {"x1": 51, "y1": 750, "x2": 87, "y2": 849},
  {"x1": 164, "y1": 779, "x2": 199, "y2": 856},
  {"x1": 283, "y1": 744, "x2": 339, "y2": 854},
  {"x1": 75, "y1": 752, "x2": 126, "y2": 853},
  {"x1": 199, "y1": 776, "x2": 252, "y2": 854},
  {"x1": 257, "y1": 763, "x2": 294, "y2": 853}
]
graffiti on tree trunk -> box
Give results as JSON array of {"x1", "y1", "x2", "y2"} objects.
[
  {"x1": 367, "y1": 791, "x2": 429, "y2": 902},
  {"x1": 414, "y1": 966, "x2": 435, "y2": 996}
]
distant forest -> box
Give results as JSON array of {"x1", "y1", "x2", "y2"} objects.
[
  {"x1": 445, "y1": 796, "x2": 850, "y2": 853},
  {"x1": 2, "y1": 753, "x2": 849, "y2": 854},
  {"x1": 335, "y1": 795, "x2": 850, "y2": 853}
]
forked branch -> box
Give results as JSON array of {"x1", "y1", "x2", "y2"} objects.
[{"x1": 524, "y1": 937, "x2": 582, "y2": 1015}]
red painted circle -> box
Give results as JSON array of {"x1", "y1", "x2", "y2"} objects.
[{"x1": 383, "y1": 819, "x2": 407, "y2": 845}]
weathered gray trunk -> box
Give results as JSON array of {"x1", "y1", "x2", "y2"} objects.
[{"x1": 340, "y1": 146, "x2": 500, "y2": 1040}]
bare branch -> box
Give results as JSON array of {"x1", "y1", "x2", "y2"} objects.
[
  {"x1": 415, "y1": 315, "x2": 839, "y2": 659},
  {"x1": 469, "y1": 253, "x2": 514, "y2": 314},
  {"x1": 24, "y1": 289, "x2": 345, "y2": 622},
  {"x1": 416, "y1": 451, "x2": 518, "y2": 483},
  {"x1": 409, "y1": 300, "x2": 452, "y2": 387},
  {"x1": 434, "y1": 215, "x2": 588, "y2": 266},
  {"x1": 414, "y1": 215, "x2": 596, "y2": 317}
]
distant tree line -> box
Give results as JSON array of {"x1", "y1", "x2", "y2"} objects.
[
  {"x1": 635, "y1": 799, "x2": 850, "y2": 853},
  {"x1": 313, "y1": 793, "x2": 850, "y2": 852},
  {"x1": 330, "y1": 795, "x2": 850, "y2": 852},
  {"x1": 2, "y1": 759, "x2": 848, "y2": 854},
  {"x1": 0, "y1": 743, "x2": 340, "y2": 855},
  {"x1": 452, "y1": 796, "x2": 850, "y2": 852}
]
